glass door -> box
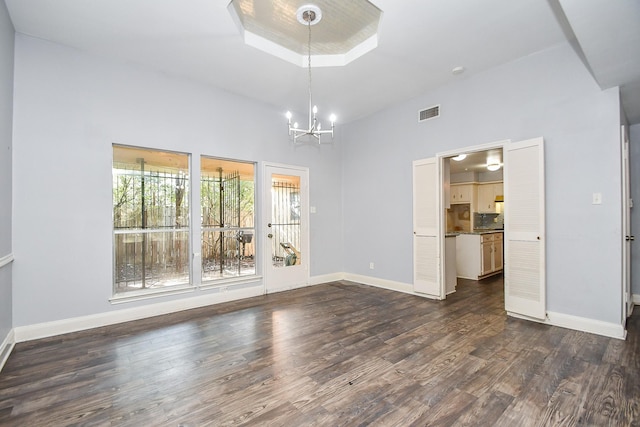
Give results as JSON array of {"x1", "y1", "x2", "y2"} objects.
[{"x1": 263, "y1": 164, "x2": 309, "y2": 293}]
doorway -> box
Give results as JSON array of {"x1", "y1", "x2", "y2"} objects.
[
  {"x1": 413, "y1": 138, "x2": 546, "y2": 320},
  {"x1": 263, "y1": 163, "x2": 309, "y2": 294},
  {"x1": 442, "y1": 146, "x2": 504, "y2": 296}
]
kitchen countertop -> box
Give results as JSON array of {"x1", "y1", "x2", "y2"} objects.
[{"x1": 454, "y1": 230, "x2": 503, "y2": 235}]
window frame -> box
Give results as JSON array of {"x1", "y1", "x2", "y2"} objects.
[
  {"x1": 110, "y1": 144, "x2": 194, "y2": 303},
  {"x1": 199, "y1": 156, "x2": 258, "y2": 288}
]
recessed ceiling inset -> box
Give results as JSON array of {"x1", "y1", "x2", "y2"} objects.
[{"x1": 228, "y1": 0, "x2": 383, "y2": 67}]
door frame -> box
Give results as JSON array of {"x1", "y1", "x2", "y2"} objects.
[
  {"x1": 621, "y1": 125, "x2": 633, "y2": 319},
  {"x1": 436, "y1": 140, "x2": 510, "y2": 300},
  {"x1": 261, "y1": 162, "x2": 310, "y2": 294}
]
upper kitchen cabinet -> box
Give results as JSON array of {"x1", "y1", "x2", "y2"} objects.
[
  {"x1": 450, "y1": 183, "x2": 474, "y2": 204},
  {"x1": 477, "y1": 182, "x2": 503, "y2": 213}
]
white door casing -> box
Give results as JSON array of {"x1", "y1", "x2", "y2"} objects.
[
  {"x1": 263, "y1": 163, "x2": 309, "y2": 294},
  {"x1": 413, "y1": 157, "x2": 441, "y2": 297},
  {"x1": 622, "y1": 125, "x2": 633, "y2": 319},
  {"x1": 504, "y1": 137, "x2": 546, "y2": 320}
]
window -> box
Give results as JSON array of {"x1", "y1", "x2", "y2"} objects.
[
  {"x1": 270, "y1": 175, "x2": 301, "y2": 267},
  {"x1": 201, "y1": 157, "x2": 255, "y2": 282},
  {"x1": 112, "y1": 146, "x2": 190, "y2": 296}
]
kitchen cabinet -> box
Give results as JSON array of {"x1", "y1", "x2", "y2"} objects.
[
  {"x1": 450, "y1": 183, "x2": 473, "y2": 204},
  {"x1": 477, "y1": 182, "x2": 503, "y2": 213},
  {"x1": 481, "y1": 233, "x2": 503, "y2": 275},
  {"x1": 456, "y1": 232, "x2": 503, "y2": 280}
]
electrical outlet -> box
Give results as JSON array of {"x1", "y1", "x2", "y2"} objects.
[
  {"x1": 369, "y1": 262, "x2": 375, "y2": 270},
  {"x1": 592, "y1": 193, "x2": 602, "y2": 205}
]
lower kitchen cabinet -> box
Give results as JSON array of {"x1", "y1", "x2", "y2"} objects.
[{"x1": 456, "y1": 232, "x2": 503, "y2": 280}]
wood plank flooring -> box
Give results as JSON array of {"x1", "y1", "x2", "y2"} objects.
[{"x1": 1, "y1": 277, "x2": 639, "y2": 426}]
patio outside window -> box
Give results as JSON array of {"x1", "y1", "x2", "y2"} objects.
[
  {"x1": 112, "y1": 145, "x2": 190, "y2": 296},
  {"x1": 201, "y1": 157, "x2": 256, "y2": 283}
]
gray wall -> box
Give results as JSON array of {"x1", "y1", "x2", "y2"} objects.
[
  {"x1": 0, "y1": 0, "x2": 14, "y2": 340},
  {"x1": 342, "y1": 42, "x2": 624, "y2": 325},
  {"x1": 7, "y1": 33, "x2": 630, "y2": 330},
  {"x1": 631, "y1": 124, "x2": 640, "y2": 297},
  {"x1": 11, "y1": 34, "x2": 344, "y2": 327}
]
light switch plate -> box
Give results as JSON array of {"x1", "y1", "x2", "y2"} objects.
[{"x1": 592, "y1": 193, "x2": 602, "y2": 205}]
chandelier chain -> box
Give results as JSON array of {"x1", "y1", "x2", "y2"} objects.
[{"x1": 307, "y1": 18, "x2": 312, "y2": 114}]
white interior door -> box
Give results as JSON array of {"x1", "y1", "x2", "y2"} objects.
[
  {"x1": 413, "y1": 157, "x2": 441, "y2": 297},
  {"x1": 504, "y1": 137, "x2": 546, "y2": 319},
  {"x1": 622, "y1": 126, "x2": 633, "y2": 318},
  {"x1": 263, "y1": 164, "x2": 309, "y2": 293}
]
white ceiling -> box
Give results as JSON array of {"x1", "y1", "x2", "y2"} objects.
[
  {"x1": 448, "y1": 149, "x2": 503, "y2": 175},
  {"x1": 4, "y1": 0, "x2": 640, "y2": 124}
]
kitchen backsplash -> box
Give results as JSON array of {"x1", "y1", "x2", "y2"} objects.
[
  {"x1": 474, "y1": 212, "x2": 504, "y2": 230},
  {"x1": 446, "y1": 203, "x2": 471, "y2": 232}
]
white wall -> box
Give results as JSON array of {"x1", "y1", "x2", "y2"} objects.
[
  {"x1": 631, "y1": 124, "x2": 640, "y2": 297},
  {"x1": 0, "y1": 0, "x2": 14, "y2": 340},
  {"x1": 342, "y1": 42, "x2": 623, "y2": 325},
  {"x1": 11, "y1": 34, "x2": 344, "y2": 327}
]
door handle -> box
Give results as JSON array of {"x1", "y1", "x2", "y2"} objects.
[{"x1": 267, "y1": 233, "x2": 273, "y2": 238}]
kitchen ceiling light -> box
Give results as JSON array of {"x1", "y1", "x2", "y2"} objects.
[
  {"x1": 286, "y1": 5, "x2": 336, "y2": 143},
  {"x1": 452, "y1": 154, "x2": 467, "y2": 161},
  {"x1": 487, "y1": 163, "x2": 501, "y2": 171}
]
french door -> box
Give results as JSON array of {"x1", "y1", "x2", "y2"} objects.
[
  {"x1": 504, "y1": 137, "x2": 546, "y2": 319},
  {"x1": 413, "y1": 137, "x2": 546, "y2": 319},
  {"x1": 412, "y1": 158, "x2": 441, "y2": 297},
  {"x1": 263, "y1": 163, "x2": 309, "y2": 293}
]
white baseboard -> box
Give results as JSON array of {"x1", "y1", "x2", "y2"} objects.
[
  {"x1": 0, "y1": 253, "x2": 14, "y2": 269},
  {"x1": 14, "y1": 286, "x2": 264, "y2": 343},
  {"x1": 11, "y1": 272, "x2": 631, "y2": 344},
  {"x1": 508, "y1": 311, "x2": 626, "y2": 340},
  {"x1": 0, "y1": 329, "x2": 15, "y2": 373},
  {"x1": 309, "y1": 272, "x2": 345, "y2": 285},
  {"x1": 633, "y1": 294, "x2": 640, "y2": 305},
  {"x1": 342, "y1": 272, "x2": 436, "y2": 298}
]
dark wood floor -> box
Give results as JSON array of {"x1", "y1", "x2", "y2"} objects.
[{"x1": 1, "y1": 277, "x2": 639, "y2": 426}]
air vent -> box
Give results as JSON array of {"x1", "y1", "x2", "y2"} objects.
[{"x1": 418, "y1": 105, "x2": 440, "y2": 122}]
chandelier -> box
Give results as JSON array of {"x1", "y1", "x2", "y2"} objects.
[{"x1": 286, "y1": 5, "x2": 336, "y2": 143}]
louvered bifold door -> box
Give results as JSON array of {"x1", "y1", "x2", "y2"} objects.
[
  {"x1": 504, "y1": 137, "x2": 546, "y2": 319},
  {"x1": 413, "y1": 158, "x2": 440, "y2": 297}
]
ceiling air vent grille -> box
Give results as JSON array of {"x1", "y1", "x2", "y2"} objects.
[{"x1": 418, "y1": 105, "x2": 440, "y2": 122}]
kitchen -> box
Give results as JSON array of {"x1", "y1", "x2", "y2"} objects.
[{"x1": 444, "y1": 149, "x2": 504, "y2": 295}]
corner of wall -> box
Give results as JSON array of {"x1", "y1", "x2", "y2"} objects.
[{"x1": 0, "y1": 328, "x2": 15, "y2": 373}]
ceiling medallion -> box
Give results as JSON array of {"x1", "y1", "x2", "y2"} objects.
[{"x1": 296, "y1": 4, "x2": 322, "y2": 25}]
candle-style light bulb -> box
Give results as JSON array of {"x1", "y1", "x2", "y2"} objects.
[
  {"x1": 286, "y1": 111, "x2": 292, "y2": 120},
  {"x1": 313, "y1": 105, "x2": 318, "y2": 115},
  {"x1": 329, "y1": 114, "x2": 336, "y2": 124}
]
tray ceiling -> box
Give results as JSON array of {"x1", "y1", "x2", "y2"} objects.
[{"x1": 4, "y1": 0, "x2": 640, "y2": 124}]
